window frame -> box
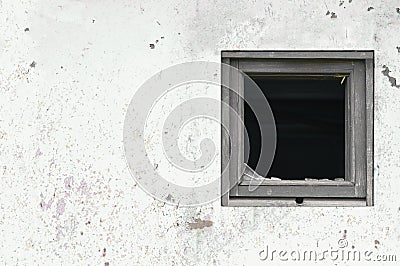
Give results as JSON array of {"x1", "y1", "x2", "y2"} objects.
[{"x1": 221, "y1": 51, "x2": 374, "y2": 207}]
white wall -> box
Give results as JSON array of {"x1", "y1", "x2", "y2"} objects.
[{"x1": 1, "y1": 0, "x2": 400, "y2": 265}]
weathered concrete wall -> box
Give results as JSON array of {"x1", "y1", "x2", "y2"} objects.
[{"x1": 1, "y1": 0, "x2": 400, "y2": 265}]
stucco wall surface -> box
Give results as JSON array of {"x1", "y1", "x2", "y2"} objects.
[{"x1": 1, "y1": 0, "x2": 400, "y2": 265}]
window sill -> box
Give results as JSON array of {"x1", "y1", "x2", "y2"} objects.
[{"x1": 224, "y1": 197, "x2": 368, "y2": 207}]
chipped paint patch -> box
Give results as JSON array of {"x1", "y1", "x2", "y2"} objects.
[
  {"x1": 54, "y1": 198, "x2": 66, "y2": 219},
  {"x1": 40, "y1": 192, "x2": 55, "y2": 211},
  {"x1": 187, "y1": 218, "x2": 213, "y2": 229},
  {"x1": 64, "y1": 176, "x2": 74, "y2": 190},
  {"x1": 382, "y1": 65, "x2": 400, "y2": 88}
]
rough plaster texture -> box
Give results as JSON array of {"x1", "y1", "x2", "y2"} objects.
[{"x1": 1, "y1": 0, "x2": 400, "y2": 265}]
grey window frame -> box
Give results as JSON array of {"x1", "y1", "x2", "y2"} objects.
[{"x1": 221, "y1": 50, "x2": 374, "y2": 207}]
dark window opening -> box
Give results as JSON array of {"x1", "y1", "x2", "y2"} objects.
[{"x1": 244, "y1": 75, "x2": 345, "y2": 180}]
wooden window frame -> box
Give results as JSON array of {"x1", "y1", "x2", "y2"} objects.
[{"x1": 221, "y1": 50, "x2": 374, "y2": 207}]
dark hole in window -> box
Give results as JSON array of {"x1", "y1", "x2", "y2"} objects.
[
  {"x1": 244, "y1": 75, "x2": 345, "y2": 180},
  {"x1": 295, "y1": 197, "x2": 304, "y2": 204}
]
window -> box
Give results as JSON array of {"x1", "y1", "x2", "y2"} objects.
[{"x1": 221, "y1": 51, "x2": 374, "y2": 207}]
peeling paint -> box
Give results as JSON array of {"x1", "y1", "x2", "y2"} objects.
[
  {"x1": 54, "y1": 198, "x2": 66, "y2": 219},
  {"x1": 55, "y1": 225, "x2": 65, "y2": 241},
  {"x1": 64, "y1": 176, "x2": 74, "y2": 190},
  {"x1": 34, "y1": 147, "x2": 43, "y2": 158},
  {"x1": 40, "y1": 192, "x2": 55, "y2": 211}
]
